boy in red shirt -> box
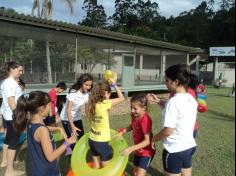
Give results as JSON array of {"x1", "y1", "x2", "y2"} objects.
[{"x1": 44, "y1": 82, "x2": 67, "y2": 126}]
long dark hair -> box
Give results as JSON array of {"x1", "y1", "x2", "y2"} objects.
[
  {"x1": 13, "y1": 91, "x2": 51, "y2": 132},
  {"x1": 69, "y1": 73, "x2": 93, "y2": 93},
  {"x1": 0, "y1": 61, "x2": 21, "y2": 79},
  {"x1": 165, "y1": 64, "x2": 196, "y2": 89},
  {"x1": 85, "y1": 83, "x2": 111, "y2": 120}
]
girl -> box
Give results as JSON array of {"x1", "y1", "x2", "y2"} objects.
[
  {"x1": 86, "y1": 73, "x2": 124, "y2": 169},
  {"x1": 0, "y1": 61, "x2": 24, "y2": 176},
  {"x1": 60, "y1": 74, "x2": 93, "y2": 140},
  {"x1": 151, "y1": 64, "x2": 198, "y2": 176},
  {"x1": 13, "y1": 91, "x2": 77, "y2": 176},
  {"x1": 115, "y1": 94, "x2": 155, "y2": 176}
]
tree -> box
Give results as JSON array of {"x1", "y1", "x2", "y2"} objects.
[
  {"x1": 81, "y1": 0, "x2": 107, "y2": 28},
  {"x1": 31, "y1": 0, "x2": 76, "y2": 83}
]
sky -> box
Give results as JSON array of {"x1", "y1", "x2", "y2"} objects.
[{"x1": 0, "y1": 0, "x2": 220, "y2": 24}]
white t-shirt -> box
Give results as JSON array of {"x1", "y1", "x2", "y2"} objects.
[
  {"x1": 60, "y1": 90, "x2": 89, "y2": 121},
  {"x1": 0, "y1": 77, "x2": 23, "y2": 120},
  {"x1": 162, "y1": 93, "x2": 198, "y2": 153}
]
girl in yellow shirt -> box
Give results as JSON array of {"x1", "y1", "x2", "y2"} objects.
[{"x1": 86, "y1": 74, "x2": 124, "y2": 169}]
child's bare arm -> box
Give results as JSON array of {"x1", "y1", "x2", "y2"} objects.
[
  {"x1": 35, "y1": 127, "x2": 76, "y2": 162},
  {"x1": 122, "y1": 133, "x2": 151, "y2": 156}
]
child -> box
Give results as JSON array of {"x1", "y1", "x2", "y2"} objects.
[
  {"x1": 151, "y1": 64, "x2": 198, "y2": 176},
  {"x1": 86, "y1": 73, "x2": 124, "y2": 169},
  {"x1": 60, "y1": 74, "x2": 93, "y2": 140},
  {"x1": 44, "y1": 81, "x2": 67, "y2": 126},
  {"x1": 115, "y1": 94, "x2": 155, "y2": 176},
  {"x1": 13, "y1": 91, "x2": 77, "y2": 176}
]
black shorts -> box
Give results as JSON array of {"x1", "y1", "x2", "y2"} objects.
[
  {"x1": 4, "y1": 120, "x2": 21, "y2": 150},
  {"x1": 88, "y1": 139, "x2": 113, "y2": 162},
  {"x1": 43, "y1": 116, "x2": 56, "y2": 126},
  {"x1": 134, "y1": 155, "x2": 154, "y2": 170},
  {"x1": 162, "y1": 147, "x2": 196, "y2": 174}
]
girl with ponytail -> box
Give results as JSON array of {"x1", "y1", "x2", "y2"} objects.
[
  {"x1": 13, "y1": 91, "x2": 77, "y2": 176},
  {"x1": 151, "y1": 64, "x2": 198, "y2": 176},
  {"x1": 86, "y1": 73, "x2": 125, "y2": 169}
]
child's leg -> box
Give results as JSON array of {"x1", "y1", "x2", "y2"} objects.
[
  {"x1": 133, "y1": 155, "x2": 153, "y2": 176},
  {"x1": 133, "y1": 167, "x2": 147, "y2": 176},
  {"x1": 92, "y1": 156, "x2": 102, "y2": 169}
]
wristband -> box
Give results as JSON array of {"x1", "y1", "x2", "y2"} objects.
[
  {"x1": 63, "y1": 141, "x2": 72, "y2": 156},
  {"x1": 110, "y1": 83, "x2": 117, "y2": 88}
]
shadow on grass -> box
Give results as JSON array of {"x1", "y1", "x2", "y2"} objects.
[{"x1": 207, "y1": 109, "x2": 235, "y2": 122}]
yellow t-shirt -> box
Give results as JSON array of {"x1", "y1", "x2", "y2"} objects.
[{"x1": 89, "y1": 100, "x2": 112, "y2": 142}]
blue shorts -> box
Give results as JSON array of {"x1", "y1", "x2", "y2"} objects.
[
  {"x1": 88, "y1": 139, "x2": 113, "y2": 162},
  {"x1": 1, "y1": 116, "x2": 7, "y2": 128},
  {"x1": 133, "y1": 155, "x2": 154, "y2": 170},
  {"x1": 162, "y1": 147, "x2": 196, "y2": 174}
]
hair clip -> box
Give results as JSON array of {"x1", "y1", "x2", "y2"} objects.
[{"x1": 23, "y1": 93, "x2": 29, "y2": 99}]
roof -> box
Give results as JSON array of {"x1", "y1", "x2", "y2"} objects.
[{"x1": 0, "y1": 9, "x2": 204, "y2": 54}]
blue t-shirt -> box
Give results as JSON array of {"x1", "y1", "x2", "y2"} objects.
[{"x1": 27, "y1": 123, "x2": 60, "y2": 176}]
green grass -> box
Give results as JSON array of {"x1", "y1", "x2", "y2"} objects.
[{"x1": 0, "y1": 87, "x2": 235, "y2": 176}]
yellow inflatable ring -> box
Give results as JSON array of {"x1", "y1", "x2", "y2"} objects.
[{"x1": 71, "y1": 129, "x2": 129, "y2": 176}]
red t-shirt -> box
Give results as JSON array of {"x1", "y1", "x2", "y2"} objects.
[
  {"x1": 48, "y1": 88, "x2": 57, "y2": 116},
  {"x1": 131, "y1": 113, "x2": 155, "y2": 157}
]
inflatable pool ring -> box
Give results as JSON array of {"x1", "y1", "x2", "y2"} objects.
[
  {"x1": 197, "y1": 99, "x2": 207, "y2": 107},
  {"x1": 198, "y1": 104, "x2": 208, "y2": 113},
  {"x1": 71, "y1": 129, "x2": 129, "y2": 176},
  {"x1": 67, "y1": 162, "x2": 126, "y2": 176},
  {"x1": 53, "y1": 131, "x2": 64, "y2": 142},
  {"x1": 197, "y1": 93, "x2": 207, "y2": 100},
  {"x1": 103, "y1": 70, "x2": 115, "y2": 84}
]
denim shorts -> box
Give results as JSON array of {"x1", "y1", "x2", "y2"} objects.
[
  {"x1": 163, "y1": 147, "x2": 196, "y2": 174},
  {"x1": 88, "y1": 139, "x2": 113, "y2": 161}
]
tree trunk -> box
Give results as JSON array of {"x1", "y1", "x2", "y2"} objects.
[{"x1": 46, "y1": 41, "x2": 52, "y2": 83}]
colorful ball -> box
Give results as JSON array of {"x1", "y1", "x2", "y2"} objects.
[{"x1": 103, "y1": 70, "x2": 115, "y2": 83}]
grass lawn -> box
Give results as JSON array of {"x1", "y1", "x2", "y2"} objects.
[{"x1": 0, "y1": 86, "x2": 235, "y2": 176}]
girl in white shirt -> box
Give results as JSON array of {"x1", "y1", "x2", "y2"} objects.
[
  {"x1": 60, "y1": 74, "x2": 93, "y2": 143},
  {"x1": 151, "y1": 64, "x2": 198, "y2": 176},
  {"x1": 0, "y1": 61, "x2": 24, "y2": 176}
]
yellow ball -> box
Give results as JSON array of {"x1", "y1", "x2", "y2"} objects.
[{"x1": 103, "y1": 70, "x2": 115, "y2": 83}]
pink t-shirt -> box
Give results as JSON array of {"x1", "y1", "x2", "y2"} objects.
[
  {"x1": 48, "y1": 88, "x2": 57, "y2": 116},
  {"x1": 131, "y1": 113, "x2": 155, "y2": 157}
]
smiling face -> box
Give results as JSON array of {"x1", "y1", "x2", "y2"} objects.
[
  {"x1": 80, "y1": 80, "x2": 93, "y2": 93},
  {"x1": 131, "y1": 101, "x2": 146, "y2": 118}
]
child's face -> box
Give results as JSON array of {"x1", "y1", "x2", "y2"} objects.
[
  {"x1": 105, "y1": 91, "x2": 111, "y2": 100},
  {"x1": 131, "y1": 102, "x2": 146, "y2": 118},
  {"x1": 57, "y1": 88, "x2": 65, "y2": 93},
  {"x1": 81, "y1": 80, "x2": 93, "y2": 93}
]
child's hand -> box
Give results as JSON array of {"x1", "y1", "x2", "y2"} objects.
[
  {"x1": 109, "y1": 73, "x2": 117, "y2": 85},
  {"x1": 151, "y1": 141, "x2": 156, "y2": 150},
  {"x1": 112, "y1": 132, "x2": 123, "y2": 141},
  {"x1": 71, "y1": 125, "x2": 81, "y2": 137},
  {"x1": 121, "y1": 147, "x2": 132, "y2": 156},
  {"x1": 66, "y1": 133, "x2": 77, "y2": 145}
]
